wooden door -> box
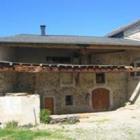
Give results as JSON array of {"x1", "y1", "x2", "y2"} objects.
[
  {"x1": 44, "y1": 97, "x2": 54, "y2": 114},
  {"x1": 92, "y1": 88, "x2": 110, "y2": 111}
]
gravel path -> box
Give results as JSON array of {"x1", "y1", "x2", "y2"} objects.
[{"x1": 34, "y1": 104, "x2": 140, "y2": 140}]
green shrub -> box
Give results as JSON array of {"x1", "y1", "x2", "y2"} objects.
[
  {"x1": 5, "y1": 121, "x2": 18, "y2": 129},
  {"x1": 40, "y1": 109, "x2": 51, "y2": 124}
]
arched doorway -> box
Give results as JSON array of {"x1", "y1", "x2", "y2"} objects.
[{"x1": 92, "y1": 88, "x2": 110, "y2": 111}]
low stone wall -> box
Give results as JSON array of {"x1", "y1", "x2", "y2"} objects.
[{"x1": 0, "y1": 94, "x2": 40, "y2": 125}]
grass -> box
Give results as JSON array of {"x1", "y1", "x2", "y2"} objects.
[{"x1": 0, "y1": 128, "x2": 72, "y2": 140}]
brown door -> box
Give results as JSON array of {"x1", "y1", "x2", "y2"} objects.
[
  {"x1": 92, "y1": 88, "x2": 110, "y2": 111},
  {"x1": 44, "y1": 97, "x2": 54, "y2": 114}
]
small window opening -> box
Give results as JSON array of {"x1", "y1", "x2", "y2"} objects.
[
  {"x1": 96, "y1": 73, "x2": 105, "y2": 84},
  {"x1": 65, "y1": 95, "x2": 73, "y2": 105}
]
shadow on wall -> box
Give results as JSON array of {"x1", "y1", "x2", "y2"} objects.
[{"x1": 129, "y1": 81, "x2": 140, "y2": 104}]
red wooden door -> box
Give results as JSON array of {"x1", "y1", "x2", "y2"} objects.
[
  {"x1": 92, "y1": 88, "x2": 110, "y2": 111},
  {"x1": 44, "y1": 97, "x2": 54, "y2": 114}
]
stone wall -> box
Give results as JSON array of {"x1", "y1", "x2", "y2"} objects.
[
  {"x1": 33, "y1": 72, "x2": 128, "y2": 114},
  {"x1": 106, "y1": 73, "x2": 128, "y2": 109},
  {"x1": 15, "y1": 73, "x2": 36, "y2": 93},
  {"x1": 0, "y1": 72, "x2": 17, "y2": 95},
  {"x1": 0, "y1": 71, "x2": 129, "y2": 114}
]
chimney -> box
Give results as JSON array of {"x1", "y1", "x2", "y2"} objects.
[{"x1": 40, "y1": 25, "x2": 46, "y2": 36}]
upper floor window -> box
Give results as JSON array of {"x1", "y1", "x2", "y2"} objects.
[
  {"x1": 46, "y1": 56, "x2": 71, "y2": 64},
  {"x1": 60, "y1": 73, "x2": 75, "y2": 87},
  {"x1": 96, "y1": 73, "x2": 106, "y2": 84}
]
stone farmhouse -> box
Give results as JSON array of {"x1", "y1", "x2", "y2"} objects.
[{"x1": 0, "y1": 20, "x2": 140, "y2": 115}]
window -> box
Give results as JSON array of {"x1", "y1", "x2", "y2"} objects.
[
  {"x1": 134, "y1": 61, "x2": 140, "y2": 77},
  {"x1": 46, "y1": 56, "x2": 71, "y2": 64},
  {"x1": 60, "y1": 73, "x2": 75, "y2": 87},
  {"x1": 65, "y1": 95, "x2": 73, "y2": 105},
  {"x1": 96, "y1": 73, "x2": 105, "y2": 84}
]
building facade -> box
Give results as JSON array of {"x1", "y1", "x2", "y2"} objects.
[{"x1": 0, "y1": 20, "x2": 140, "y2": 114}]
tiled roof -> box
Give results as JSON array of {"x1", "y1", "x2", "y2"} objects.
[
  {"x1": 0, "y1": 61, "x2": 137, "y2": 73},
  {"x1": 0, "y1": 34, "x2": 140, "y2": 47}
]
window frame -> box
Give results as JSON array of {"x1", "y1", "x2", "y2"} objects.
[
  {"x1": 95, "y1": 73, "x2": 106, "y2": 84},
  {"x1": 60, "y1": 73, "x2": 75, "y2": 87},
  {"x1": 65, "y1": 95, "x2": 73, "y2": 106}
]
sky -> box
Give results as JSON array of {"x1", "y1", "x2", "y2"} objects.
[{"x1": 0, "y1": 0, "x2": 140, "y2": 37}]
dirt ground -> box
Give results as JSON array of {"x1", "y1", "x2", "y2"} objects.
[{"x1": 33, "y1": 103, "x2": 140, "y2": 140}]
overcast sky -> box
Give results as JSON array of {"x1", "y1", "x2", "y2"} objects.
[{"x1": 0, "y1": 0, "x2": 139, "y2": 36}]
